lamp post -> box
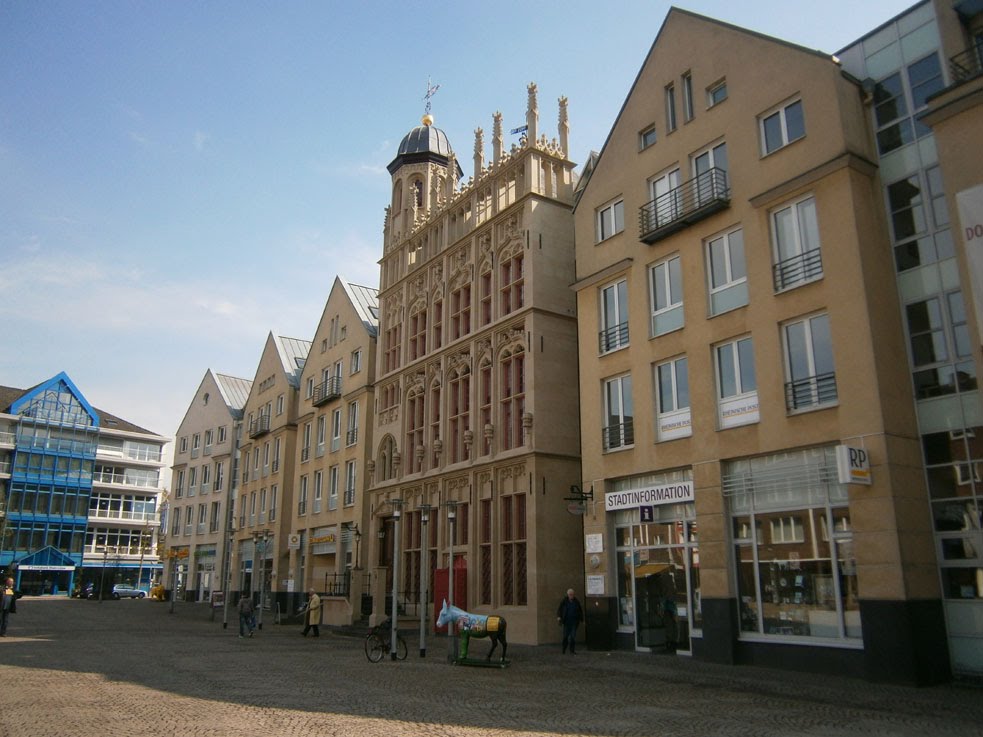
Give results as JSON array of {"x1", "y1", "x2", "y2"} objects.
[
  {"x1": 417, "y1": 503, "x2": 432, "y2": 658},
  {"x1": 136, "y1": 529, "x2": 149, "y2": 594},
  {"x1": 444, "y1": 501, "x2": 459, "y2": 661},
  {"x1": 222, "y1": 530, "x2": 234, "y2": 630},
  {"x1": 252, "y1": 531, "x2": 269, "y2": 630},
  {"x1": 389, "y1": 499, "x2": 403, "y2": 660},
  {"x1": 97, "y1": 545, "x2": 109, "y2": 603}
]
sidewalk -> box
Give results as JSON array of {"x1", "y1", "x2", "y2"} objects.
[{"x1": 1, "y1": 597, "x2": 981, "y2": 737}]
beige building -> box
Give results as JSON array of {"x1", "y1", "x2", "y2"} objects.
[
  {"x1": 288, "y1": 277, "x2": 378, "y2": 624},
  {"x1": 573, "y1": 8, "x2": 949, "y2": 684},
  {"x1": 168, "y1": 369, "x2": 251, "y2": 601},
  {"x1": 367, "y1": 85, "x2": 583, "y2": 644},
  {"x1": 233, "y1": 333, "x2": 310, "y2": 614}
]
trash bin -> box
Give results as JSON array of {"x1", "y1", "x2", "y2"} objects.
[{"x1": 585, "y1": 596, "x2": 618, "y2": 651}]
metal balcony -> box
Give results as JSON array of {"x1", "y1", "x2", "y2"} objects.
[
  {"x1": 950, "y1": 46, "x2": 983, "y2": 84},
  {"x1": 248, "y1": 414, "x2": 271, "y2": 438},
  {"x1": 773, "y1": 248, "x2": 823, "y2": 292},
  {"x1": 639, "y1": 168, "x2": 730, "y2": 244},
  {"x1": 312, "y1": 376, "x2": 342, "y2": 406},
  {"x1": 784, "y1": 372, "x2": 838, "y2": 411}
]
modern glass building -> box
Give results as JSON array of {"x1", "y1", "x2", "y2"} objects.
[{"x1": 0, "y1": 373, "x2": 167, "y2": 595}]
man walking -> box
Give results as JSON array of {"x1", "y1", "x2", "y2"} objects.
[
  {"x1": 1, "y1": 577, "x2": 18, "y2": 636},
  {"x1": 238, "y1": 594, "x2": 255, "y2": 638},
  {"x1": 557, "y1": 587, "x2": 584, "y2": 654},
  {"x1": 301, "y1": 589, "x2": 321, "y2": 637}
]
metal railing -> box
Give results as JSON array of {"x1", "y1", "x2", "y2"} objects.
[
  {"x1": 323, "y1": 571, "x2": 351, "y2": 597},
  {"x1": 598, "y1": 321, "x2": 629, "y2": 353},
  {"x1": 784, "y1": 372, "x2": 838, "y2": 411},
  {"x1": 248, "y1": 414, "x2": 271, "y2": 438},
  {"x1": 950, "y1": 46, "x2": 983, "y2": 84},
  {"x1": 773, "y1": 247, "x2": 823, "y2": 291},
  {"x1": 312, "y1": 376, "x2": 343, "y2": 406},
  {"x1": 602, "y1": 420, "x2": 635, "y2": 451},
  {"x1": 639, "y1": 168, "x2": 730, "y2": 243}
]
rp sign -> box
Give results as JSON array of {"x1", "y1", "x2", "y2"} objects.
[{"x1": 836, "y1": 445, "x2": 871, "y2": 485}]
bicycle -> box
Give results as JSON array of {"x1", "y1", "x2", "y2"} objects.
[{"x1": 364, "y1": 618, "x2": 407, "y2": 662}]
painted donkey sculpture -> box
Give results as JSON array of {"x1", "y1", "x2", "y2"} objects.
[{"x1": 436, "y1": 600, "x2": 508, "y2": 663}]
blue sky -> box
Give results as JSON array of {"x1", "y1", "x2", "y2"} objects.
[{"x1": 1, "y1": 0, "x2": 915, "y2": 450}]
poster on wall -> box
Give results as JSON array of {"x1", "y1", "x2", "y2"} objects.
[
  {"x1": 585, "y1": 533, "x2": 603, "y2": 554},
  {"x1": 957, "y1": 184, "x2": 983, "y2": 346},
  {"x1": 586, "y1": 575, "x2": 605, "y2": 596}
]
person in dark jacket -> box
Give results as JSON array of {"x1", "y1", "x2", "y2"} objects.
[
  {"x1": 556, "y1": 588, "x2": 584, "y2": 654},
  {"x1": 1, "y1": 577, "x2": 18, "y2": 636}
]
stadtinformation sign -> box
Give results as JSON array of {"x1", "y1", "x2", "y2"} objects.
[{"x1": 605, "y1": 481, "x2": 694, "y2": 512}]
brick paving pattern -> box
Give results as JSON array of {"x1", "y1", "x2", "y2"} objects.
[{"x1": 1, "y1": 597, "x2": 981, "y2": 737}]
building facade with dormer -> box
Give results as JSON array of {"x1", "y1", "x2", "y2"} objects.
[{"x1": 366, "y1": 85, "x2": 584, "y2": 644}]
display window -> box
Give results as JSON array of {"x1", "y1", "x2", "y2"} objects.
[{"x1": 725, "y1": 447, "x2": 860, "y2": 643}]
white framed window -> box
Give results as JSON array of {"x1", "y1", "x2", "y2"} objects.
[
  {"x1": 655, "y1": 356, "x2": 691, "y2": 441},
  {"x1": 346, "y1": 401, "x2": 359, "y2": 446},
  {"x1": 639, "y1": 125, "x2": 657, "y2": 150},
  {"x1": 175, "y1": 470, "x2": 185, "y2": 497},
  {"x1": 301, "y1": 422, "x2": 312, "y2": 462},
  {"x1": 298, "y1": 475, "x2": 308, "y2": 516},
  {"x1": 276, "y1": 394, "x2": 284, "y2": 415},
  {"x1": 707, "y1": 79, "x2": 727, "y2": 107},
  {"x1": 648, "y1": 167, "x2": 681, "y2": 229},
  {"x1": 783, "y1": 313, "x2": 836, "y2": 412},
  {"x1": 313, "y1": 470, "x2": 323, "y2": 514},
  {"x1": 269, "y1": 484, "x2": 278, "y2": 522},
  {"x1": 351, "y1": 349, "x2": 362, "y2": 374},
  {"x1": 331, "y1": 408, "x2": 342, "y2": 452},
  {"x1": 218, "y1": 426, "x2": 226, "y2": 444},
  {"x1": 599, "y1": 279, "x2": 629, "y2": 353},
  {"x1": 200, "y1": 464, "x2": 211, "y2": 491},
  {"x1": 772, "y1": 195, "x2": 822, "y2": 291},
  {"x1": 345, "y1": 460, "x2": 357, "y2": 506},
  {"x1": 214, "y1": 461, "x2": 223, "y2": 491},
  {"x1": 682, "y1": 72, "x2": 694, "y2": 122},
  {"x1": 272, "y1": 438, "x2": 281, "y2": 473},
  {"x1": 649, "y1": 254, "x2": 683, "y2": 336},
  {"x1": 188, "y1": 467, "x2": 197, "y2": 496},
  {"x1": 603, "y1": 374, "x2": 634, "y2": 451},
  {"x1": 316, "y1": 415, "x2": 326, "y2": 457},
  {"x1": 259, "y1": 488, "x2": 267, "y2": 523},
  {"x1": 179, "y1": 437, "x2": 188, "y2": 453},
  {"x1": 192, "y1": 433, "x2": 200, "y2": 452},
  {"x1": 770, "y1": 516, "x2": 805, "y2": 543},
  {"x1": 715, "y1": 336, "x2": 758, "y2": 429},
  {"x1": 204, "y1": 429, "x2": 213, "y2": 449},
  {"x1": 665, "y1": 83, "x2": 677, "y2": 132},
  {"x1": 706, "y1": 227, "x2": 748, "y2": 315},
  {"x1": 328, "y1": 465, "x2": 339, "y2": 511},
  {"x1": 305, "y1": 377, "x2": 314, "y2": 399},
  {"x1": 760, "y1": 98, "x2": 805, "y2": 155},
  {"x1": 596, "y1": 198, "x2": 625, "y2": 242}
]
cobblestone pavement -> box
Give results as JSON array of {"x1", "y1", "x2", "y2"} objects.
[{"x1": 1, "y1": 597, "x2": 982, "y2": 737}]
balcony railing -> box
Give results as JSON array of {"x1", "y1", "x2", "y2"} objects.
[
  {"x1": 950, "y1": 47, "x2": 983, "y2": 84},
  {"x1": 773, "y1": 248, "x2": 823, "y2": 292},
  {"x1": 92, "y1": 472, "x2": 158, "y2": 489},
  {"x1": 598, "y1": 321, "x2": 629, "y2": 354},
  {"x1": 639, "y1": 168, "x2": 730, "y2": 244},
  {"x1": 785, "y1": 372, "x2": 838, "y2": 411},
  {"x1": 324, "y1": 571, "x2": 351, "y2": 597},
  {"x1": 312, "y1": 376, "x2": 343, "y2": 406},
  {"x1": 346, "y1": 428, "x2": 358, "y2": 446},
  {"x1": 88, "y1": 509, "x2": 157, "y2": 523},
  {"x1": 248, "y1": 414, "x2": 271, "y2": 438},
  {"x1": 602, "y1": 420, "x2": 635, "y2": 451}
]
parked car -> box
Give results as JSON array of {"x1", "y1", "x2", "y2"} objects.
[{"x1": 111, "y1": 584, "x2": 146, "y2": 599}]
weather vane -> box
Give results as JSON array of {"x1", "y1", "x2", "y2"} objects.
[{"x1": 424, "y1": 77, "x2": 440, "y2": 116}]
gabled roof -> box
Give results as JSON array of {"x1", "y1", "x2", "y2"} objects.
[
  {"x1": 574, "y1": 6, "x2": 838, "y2": 210},
  {"x1": 273, "y1": 335, "x2": 312, "y2": 388},
  {"x1": 339, "y1": 277, "x2": 380, "y2": 338},
  {"x1": 0, "y1": 373, "x2": 159, "y2": 436},
  {"x1": 214, "y1": 372, "x2": 253, "y2": 419}
]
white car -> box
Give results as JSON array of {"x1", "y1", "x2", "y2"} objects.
[{"x1": 111, "y1": 584, "x2": 146, "y2": 599}]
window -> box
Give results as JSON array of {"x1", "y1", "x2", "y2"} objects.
[
  {"x1": 432, "y1": 298, "x2": 443, "y2": 350},
  {"x1": 377, "y1": 436, "x2": 396, "y2": 482},
  {"x1": 204, "y1": 430, "x2": 213, "y2": 449},
  {"x1": 665, "y1": 83, "x2": 677, "y2": 132},
  {"x1": 272, "y1": 438, "x2": 280, "y2": 473},
  {"x1": 772, "y1": 195, "x2": 822, "y2": 291},
  {"x1": 908, "y1": 291, "x2": 977, "y2": 399},
  {"x1": 448, "y1": 368, "x2": 471, "y2": 464},
  {"x1": 344, "y1": 461, "x2": 356, "y2": 506},
  {"x1": 298, "y1": 475, "x2": 308, "y2": 516},
  {"x1": 682, "y1": 72, "x2": 694, "y2": 122},
  {"x1": 316, "y1": 415, "x2": 326, "y2": 457},
  {"x1": 715, "y1": 336, "x2": 758, "y2": 428},
  {"x1": 450, "y1": 285, "x2": 471, "y2": 340},
  {"x1": 269, "y1": 485, "x2": 277, "y2": 522},
  {"x1": 217, "y1": 426, "x2": 226, "y2": 443},
  {"x1": 351, "y1": 349, "x2": 362, "y2": 374},
  {"x1": 649, "y1": 255, "x2": 683, "y2": 336},
  {"x1": 200, "y1": 464, "x2": 211, "y2": 491},
  {"x1": 603, "y1": 374, "x2": 634, "y2": 451},
  {"x1": 346, "y1": 401, "x2": 359, "y2": 446},
  {"x1": 406, "y1": 390, "x2": 425, "y2": 473},
  {"x1": 262, "y1": 441, "x2": 270, "y2": 471},
  {"x1": 409, "y1": 308, "x2": 427, "y2": 361},
  {"x1": 210, "y1": 501, "x2": 221, "y2": 532},
  {"x1": 655, "y1": 357, "x2": 691, "y2": 441},
  {"x1": 185, "y1": 505, "x2": 193, "y2": 534},
  {"x1": 301, "y1": 422, "x2": 312, "y2": 462},
  {"x1": 707, "y1": 79, "x2": 727, "y2": 107},
  {"x1": 192, "y1": 433, "x2": 200, "y2": 451},
  {"x1": 331, "y1": 409, "x2": 341, "y2": 452},
  {"x1": 479, "y1": 362, "x2": 493, "y2": 456},
  {"x1": 313, "y1": 471, "x2": 323, "y2": 513},
  {"x1": 761, "y1": 99, "x2": 805, "y2": 154},
  {"x1": 639, "y1": 125, "x2": 657, "y2": 150},
  {"x1": 248, "y1": 492, "x2": 255, "y2": 526},
  {"x1": 259, "y1": 488, "x2": 267, "y2": 523},
  {"x1": 500, "y1": 253, "x2": 524, "y2": 316},
  {"x1": 175, "y1": 470, "x2": 185, "y2": 497},
  {"x1": 328, "y1": 465, "x2": 339, "y2": 510},
  {"x1": 500, "y1": 350, "x2": 526, "y2": 451},
  {"x1": 599, "y1": 279, "x2": 629, "y2": 353},
  {"x1": 784, "y1": 314, "x2": 837, "y2": 411},
  {"x1": 179, "y1": 437, "x2": 188, "y2": 453},
  {"x1": 706, "y1": 227, "x2": 748, "y2": 315},
  {"x1": 873, "y1": 53, "x2": 943, "y2": 155},
  {"x1": 501, "y1": 493, "x2": 527, "y2": 606},
  {"x1": 384, "y1": 324, "x2": 401, "y2": 373},
  {"x1": 478, "y1": 270, "x2": 493, "y2": 327},
  {"x1": 214, "y1": 461, "x2": 224, "y2": 491},
  {"x1": 596, "y1": 199, "x2": 625, "y2": 242},
  {"x1": 649, "y1": 168, "x2": 681, "y2": 228},
  {"x1": 306, "y1": 377, "x2": 314, "y2": 399},
  {"x1": 172, "y1": 509, "x2": 182, "y2": 536},
  {"x1": 188, "y1": 467, "x2": 197, "y2": 496},
  {"x1": 429, "y1": 382, "x2": 441, "y2": 468}
]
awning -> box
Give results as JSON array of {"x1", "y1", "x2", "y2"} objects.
[{"x1": 634, "y1": 563, "x2": 670, "y2": 578}]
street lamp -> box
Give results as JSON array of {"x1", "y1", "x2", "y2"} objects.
[
  {"x1": 388, "y1": 499, "x2": 403, "y2": 660},
  {"x1": 222, "y1": 529, "x2": 235, "y2": 630},
  {"x1": 416, "y1": 503, "x2": 432, "y2": 658},
  {"x1": 443, "y1": 500, "x2": 459, "y2": 661},
  {"x1": 252, "y1": 531, "x2": 269, "y2": 630},
  {"x1": 97, "y1": 545, "x2": 109, "y2": 603},
  {"x1": 342, "y1": 522, "x2": 362, "y2": 570}
]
